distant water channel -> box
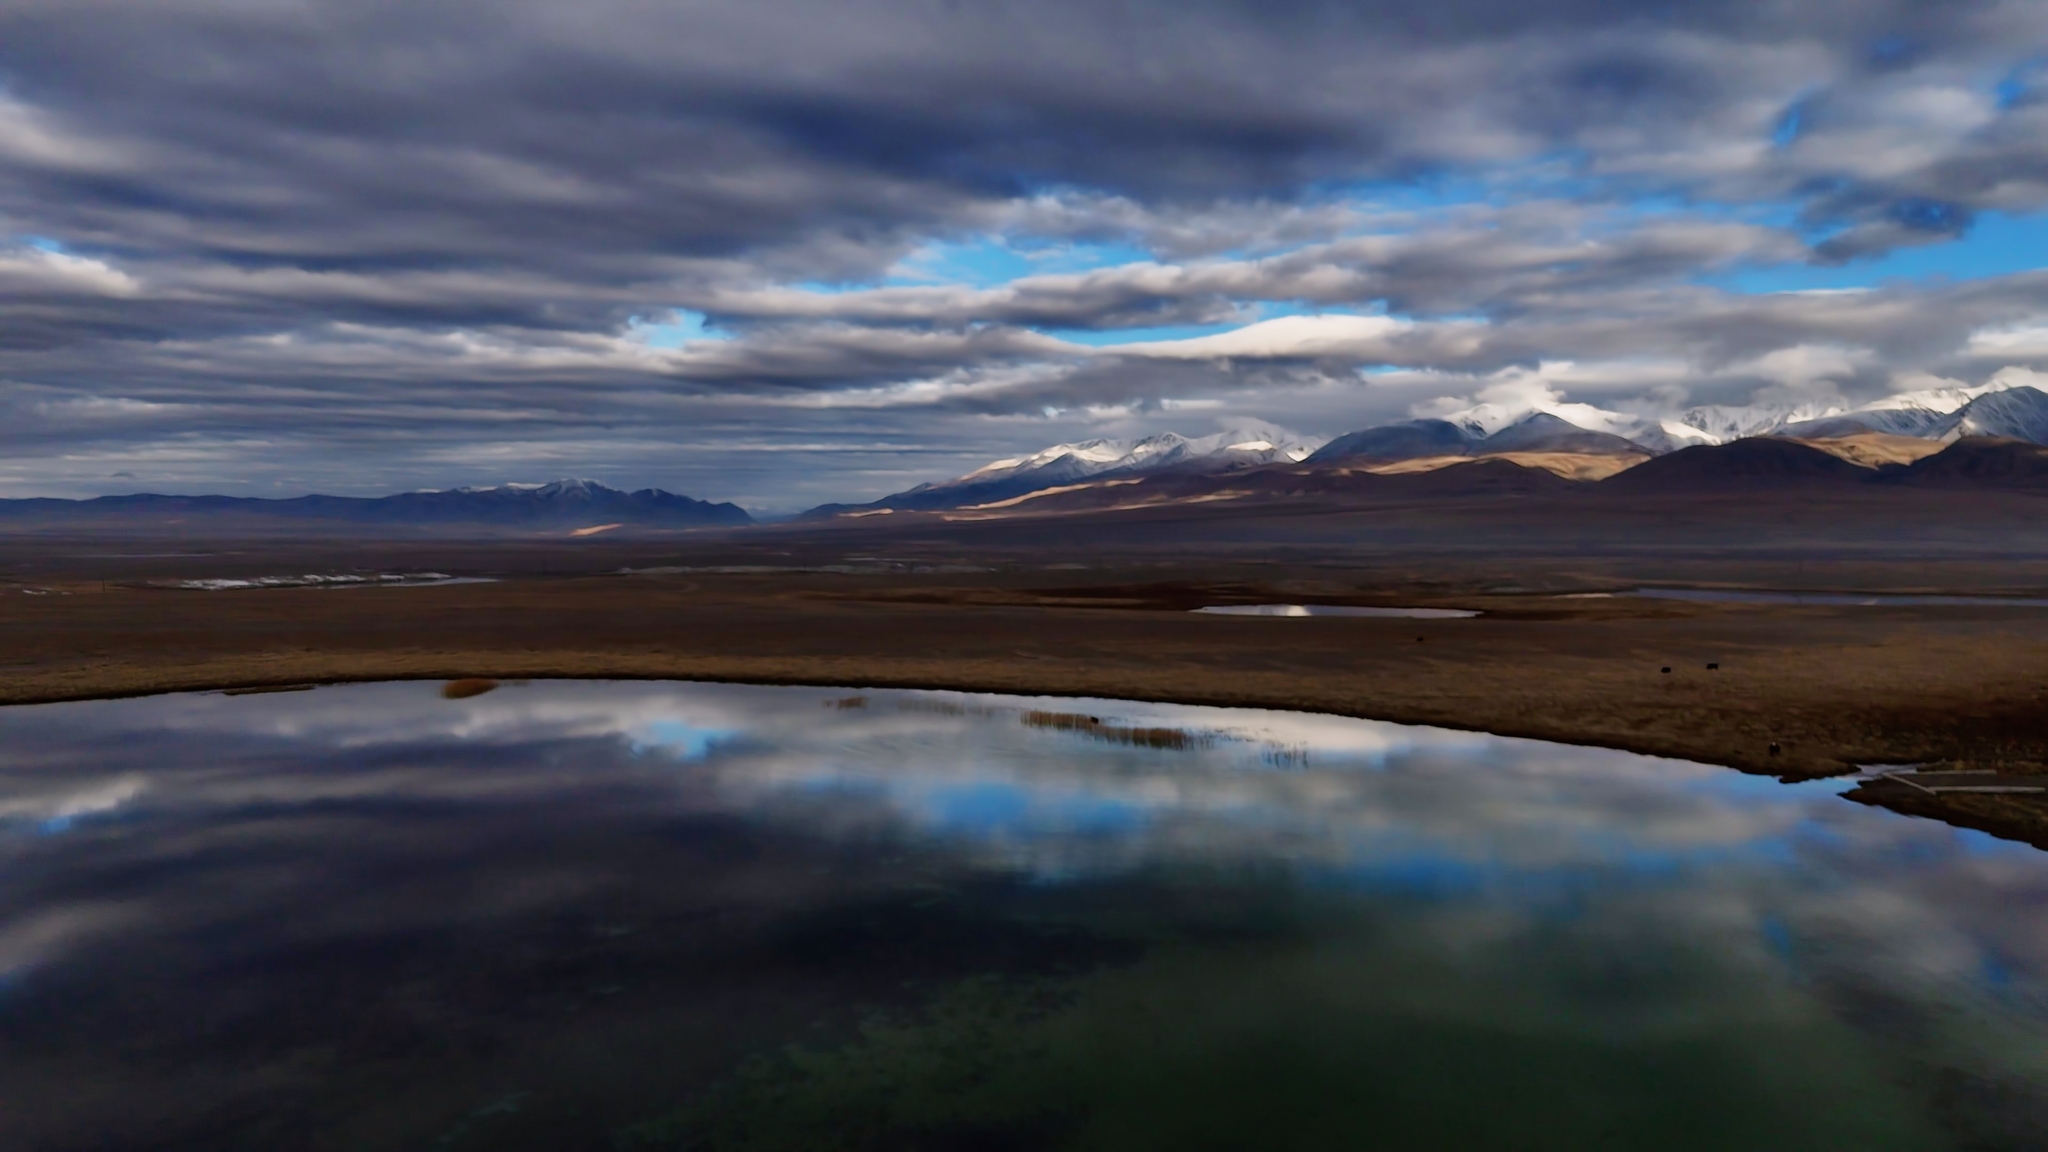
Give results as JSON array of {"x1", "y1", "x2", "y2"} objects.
[
  {"x1": 2, "y1": 682, "x2": 2045, "y2": 1151},
  {"x1": 1585, "y1": 588, "x2": 2048, "y2": 608},
  {"x1": 1195, "y1": 604, "x2": 1481, "y2": 618}
]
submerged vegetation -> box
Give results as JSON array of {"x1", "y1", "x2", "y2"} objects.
[
  {"x1": 615, "y1": 917, "x2": 1997, "y2": 1152},
  {"x1": 616, "y1": 976, "x2": 1077, "y2": 1152},
  {"x1": 1019, "y1": 710, "x2": 1211, "y2": 751}
]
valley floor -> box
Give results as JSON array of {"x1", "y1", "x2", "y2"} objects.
[{"x1": 5, "y1": 532, "x2": 2048, "y2": 850}]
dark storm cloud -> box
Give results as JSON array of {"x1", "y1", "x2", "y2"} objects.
[
  {"x1": 5, "y1": 0, "x2": 2041, "y2": 285},
  {"x1": 6, "y1": 0, "x2": 2048, "y2": 504}
]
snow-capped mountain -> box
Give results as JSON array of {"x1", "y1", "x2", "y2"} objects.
[
  {"x1": 383, "y1": 478, "x2": 752, "y2": 526},
  {"x1": 1672, "y1": 402, "x2": 1846, "y2": 443},
  {"x1": 1421, "y1": 396, "x2": 1736, "y2": 455},
  {"x1": 1689, "y1": 379, "x2": 2024, "y2": 442},
  {"x1": 1311, "y1": 411, "x2": 1651, "y2": 463},
  {"x1": 955, "y1": 426, "x2": 1321, "y2": 488},
  {"x1": 1943, "y1": 385, "x2": 2048, "y2": 443},
  {"x1": 808, "y1": 382, "x2": 2048, "y2": 521},
  {"x1": 440, "y1": 478, "x2": 610, "y2": 496},
  {"x1": 809, "y1": 425, "x2": 1325, "y2": 515},
  {"x1": 1312, "y1": 381, "x2": 2048, "y2": 468},
  {"x1": 1452, "y1": 379, "x2": 2046, "y2": 452}
]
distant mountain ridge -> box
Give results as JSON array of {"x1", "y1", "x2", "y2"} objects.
[
  {"x1": 0, "y1": 478, "x2": 752, "y2": 534},
  {"x1": 1309, "y1": 411, "x2": 1651, "y2": 464},
  {"x1": 806, "y1": 425, "x2": 1324, "y2": 516},
  {"x1": 1685, "y1": 379, "x2": 2044, "y2": 443},
  {"x1": 802, "y1": 434, "x2": 2048, "y2": 524},
  {"x1": 1310, "y1": 384, "x2": 2048, "y2": 466},
  {"x1": 801, "y1": 382, "x2": 2048, "y2": 521}
]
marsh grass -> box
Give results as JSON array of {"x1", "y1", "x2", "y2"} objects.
[
  {"x1": 1019, "y1": 710, "x2": 1210, "y2": 751},
  {"x1": 441, "y1": 678, "x2": 500, "y2": 699}
]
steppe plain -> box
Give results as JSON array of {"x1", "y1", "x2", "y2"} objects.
[{"x1": 7, "y1": 475, "x2": 2048, "y2": 850}]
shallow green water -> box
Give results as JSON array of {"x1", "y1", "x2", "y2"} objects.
[{"x1": 1, "y1": 682, "x2": 2043, "y2": 1150}]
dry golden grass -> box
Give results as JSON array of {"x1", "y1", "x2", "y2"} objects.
[
  {"x1": 1363, "y1": 451, "x2": 1648, "y2": 480},
  {"x1": 1796, "y1": 432, "x2": 1948, "y2": 468},
  {"x1": 440, "y1": 677, "x2": 500, "y2": 699}
]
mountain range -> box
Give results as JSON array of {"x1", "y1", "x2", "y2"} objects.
[
  {"x1": 803, "y1": 425, "x2": 1324, "y2": 517},
  {"x1": 1314, "y1": 381, "x2": 2048, "y2": 464},
  {"x1": 837, "y1": 433, "x2": 2048, "y2": 522},
  {"x1": 0, "y1": 479, "x2": 752, "y2": 535},
  {"x1": 805, "y1": 381, "x2": 2048, "y2": 518},
  {"x1": 9, "y1": 383, "x2": 2048, "y2": 536}
]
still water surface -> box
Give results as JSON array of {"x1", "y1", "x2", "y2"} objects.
[
  {"x1": 1193, "y1": 604, "x2": 1480, "y2": 618},
  {"x1": 2, "y1": 681, "x2": 2045, "y2": 1150},
  {"x1": 1585, "y1": 589, "x2": 2048, "y2": 608}
]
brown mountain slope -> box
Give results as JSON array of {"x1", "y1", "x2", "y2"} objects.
[
  {"x1": 1891, "y1": 438, "x2": 2048, "y2": 488},
  {"x1": 1793, "y1": 432, "x2": 1947, "y2": 469},
  {"x1": 1371, "y1": 451, "x2": 1648, "y2": 481},
  {"x1": 930, "y1": 456, "x2": 1578, "y2": 518},
  {"x1": 1597, "y1": 437, "x2": 1872, "y2": 493}
]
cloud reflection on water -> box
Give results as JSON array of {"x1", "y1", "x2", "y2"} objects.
[
  {"x1": 3, "y1": 681, "x2": 2043, "y2": 988},
  {"x1": 1, "y1": 681, "x2": 2045, "y2": 1148}
]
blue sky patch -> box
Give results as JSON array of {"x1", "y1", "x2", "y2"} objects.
[
  {"x1": 627, "y1": 311, "x2": 722, "y2": 348},
  {"x1": 1712, "y1": 210, "x2": 2048, "y2": 293},
  {"x1": 634, "y1": 719, "x2": 736, "y2": 760},
  {"x1": 887, "y1": 236, "x2": 1155, "y2": 289}
]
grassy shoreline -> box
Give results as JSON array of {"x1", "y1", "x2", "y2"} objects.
[{"x1": 6, "y1": 568, "x2": 2048, "y2": 848}]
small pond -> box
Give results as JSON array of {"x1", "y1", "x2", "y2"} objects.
[{"x1": 1, "y1": 681, "x2": 2044, "y2": 1150}]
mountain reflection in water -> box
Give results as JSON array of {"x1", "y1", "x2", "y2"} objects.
[{"x1": 1, "y1": 681, "x2": 2044, "y2": 1151}]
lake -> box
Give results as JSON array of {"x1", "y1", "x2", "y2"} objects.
[{"x1": 2, "y1": 681, "x2": 2044, "y2": 1150}]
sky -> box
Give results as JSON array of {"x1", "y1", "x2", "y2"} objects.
[{"x1": 6, "y1": 1, "x2": 2048, "y2": 512}]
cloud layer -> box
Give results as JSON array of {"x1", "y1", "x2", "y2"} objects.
[{"x1": 5, "y1": 1, "x2": 2048, "y2": 507}]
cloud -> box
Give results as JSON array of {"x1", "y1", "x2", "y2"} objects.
[
  {"x1": 5, "y1": 1, "x2": 2048, "y2": 505},
  {"x1": 1106, "y1": 315, "x2": 1414, "y2": 359},
  {"x1": 688, "y1": 206, "x2": 1810, "y2": 328}
]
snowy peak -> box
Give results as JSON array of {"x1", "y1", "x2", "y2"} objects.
[
  {"x1": 811, "y1": 423, "x2": 1326, "y2": 516},
  {"x1": 1673, "y1": 403, "x2": 1843, "y2": 443},
  {"x1": 1481, "y1": 412, "x2": 1648, "y2": 456},
  {"x1": 382, "y1": 478, "x2": 752, "y2": 526},
  {"x1": 533, "y1": 478, "x2": 605, "y2": 497},
  {"x1": 1314, "y1": 410, "x2": 1651, "y2": 463},
  {"x1": 1427, "y1": 379, "x2": 2046, "y2": 454},
  {"x1": 944, "y1": 425, "x2": 1323, "y2": 490},
  {"x1": 1314, "y1": 382, "x2": 2048, "y2": 469},
  {"x1": 1947, "y1": 385, "x2": 2048, "y2": 443},
  {"x1": 1863, "y1": 379, "x2": 2014, "y2": 415},
  {"x1": 1687, "y1": 379, "x2": 2027, "y2": 443},
  {"x1": 447, "y1": 477, "x2": 617, "y2": 496}
]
